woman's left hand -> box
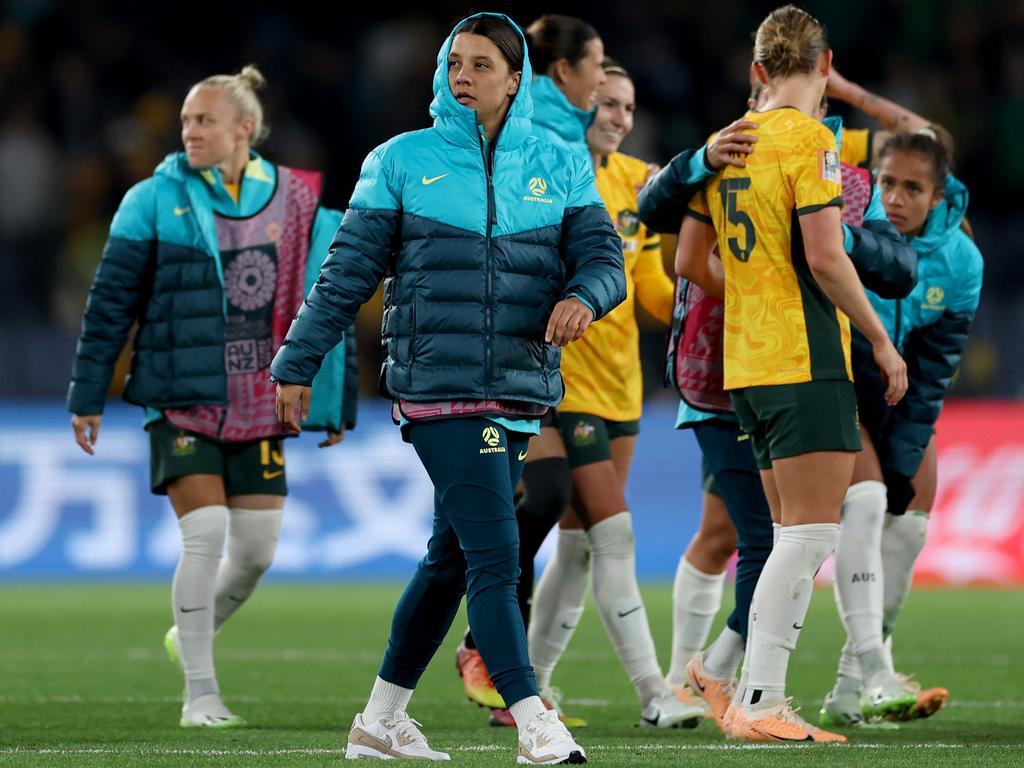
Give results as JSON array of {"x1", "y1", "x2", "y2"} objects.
[
  {"x1": 319, "y1": 429, "x2": 345, "y2": 448},
  {"x1": 276, "y1": 382, "x2": 311, "y2": 432},
  {"x1": 546, "y1": 297, "x2": 595, "y2": 347}
]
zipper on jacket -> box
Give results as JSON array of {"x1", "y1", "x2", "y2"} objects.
[{"x1": 480, "y1": 127, "x2": 497, "y2": 396}]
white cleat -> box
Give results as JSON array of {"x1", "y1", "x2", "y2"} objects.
[
  {"x1": 639, "y1": 692, "x2": 704, "y2": 729},
  {"x1": 346, "y1": 710, "x2": 450, "y2": 761},
  {"x1": 861, "y1": 671, "x2": 918, "y2": 720},
  {"x1": 180, "y1": 693, "x2": 247, "y2": 729},
  {"x1": 517, "y1": 710, "x2": 586, "y2": 765}
]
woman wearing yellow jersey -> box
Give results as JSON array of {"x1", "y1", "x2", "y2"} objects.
[
  {"x1": 676, "y1": 5, "x2": 906, "y2": 743},
  {"x1": 527, "y1": 59, "x2": 704, "y2": 729}
]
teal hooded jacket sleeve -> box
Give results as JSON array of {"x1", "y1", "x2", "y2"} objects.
[{"x1": 303, "y1": 206, "x2": 360, "y2": 431}]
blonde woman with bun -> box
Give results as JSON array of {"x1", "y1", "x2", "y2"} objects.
[
  {"x1": 675, "y1": 5, "x2": 906, "y2": 743},
  {"x1": 68, "y1": 65, "x2": 355, "y2": 728}
]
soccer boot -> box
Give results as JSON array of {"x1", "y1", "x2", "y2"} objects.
[
  {"x1": 820, "y1": 686, "x2": 899, "y2": 730},
  {"x1": 685, "y1": 655, "x2": 735, "y2": 732},
  {"x1": 455, "y1": 641, "x2": 505, "y2": 710},
  {"x1": 164, "y1": 626, "x2": 182, "y2": 667},
  {"x1": 861, "y1": 670, "x2": 918, "y2": 721},
  {"x1": 668, "y1": 681, "x2": 711, "y2": 717},
  {"x1": 724, "y1": 701, "x2": 846, "y2": 743},
  {"x1": 517, "y1": 710, "x2": 586, "y2": 765},
  {"x1": 180, "y1": 693, "x2": 247, "y2": 729},
  {"x1": 489, "y1": 708, "x2": 517, "y2": 727},
  {"x1": 889, "y1": 674, "x2": 949, "y2": 721},
  {"x1": 639, "y1": 692, "x2": 704, "y2": 729},
  {"x1": 346, "y1": 710, "x2": 450, "y2": 761}
]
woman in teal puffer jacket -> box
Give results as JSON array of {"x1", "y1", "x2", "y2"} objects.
[
  {"x1": 67, "y1": 66, "x2": 354, "y2": 729},
  {"x1": 272, "y1": 13, "x2": 624, "y2": 764}
]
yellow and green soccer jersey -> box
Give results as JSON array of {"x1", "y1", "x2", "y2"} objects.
[
  {"x1": 687, "y1": 108, "x2": 852, "y2": 390},
  {"x1": 840, "y1": 127, "x2": 871, "y2": 168},
  {"x1": 560, "y1": 152, "x2": 674, "y2": 421}
]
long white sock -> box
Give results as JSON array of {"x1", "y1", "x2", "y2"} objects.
[
  {"x1": 667, "y1": 556, "x2": 726, "y2": 687},
  {"x1": 834, "y1": 481, "x2": 888, "y2": 680},
  {"x1": 528, "y1": 529, "x2": 590, "y2": 690},
  {"x1": 213, "y1": 508, "x2": 284, "y2": 631},
  {"x1": 834, "y1": 636, "x2": 862, "y2": 689},
  {"x1": 587, "y1": 512, "x2": 667, "y2": 708},
  {"x1": 703, "y1": 626, "x2": 745, "y2": 681},
  {"x1": 363, "y1": 676, "x2": 413, "y2": 722},
  {"x1": 173, "y1": 505, "x2": 227, "y2": 702},
  {"x1": 737, "y1": 523, "x2": 839, "y2": 712},
  {"x1": 737, "y1": 522, "x2": 789, "y2": 700},
  {"x1": 881, "y1": 511, "x2": 928, "y2": 638},
  {"x1": 509, "y1": 695, "x2": 548, "y2": 729}
]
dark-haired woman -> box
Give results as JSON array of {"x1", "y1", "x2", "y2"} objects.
[
  {"x1": 271, "y1": 13, "x2": 625, "y2": 763},
  {"x1": 820, "y1": 131, "x2": 983, "y2": 728}
]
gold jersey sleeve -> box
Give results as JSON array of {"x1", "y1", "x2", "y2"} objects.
[
  {"x1": 839, "y1": 127, "x2": 871, "y2": 168},
  {"x1": 559, "y1": 152, "x2": 671, "y2": 421},
  {"x1": 691, "y1": 109, "x2": 852, "y2": 390}
]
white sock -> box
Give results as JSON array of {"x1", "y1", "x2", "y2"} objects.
[
  {"x1": 737, "y1": 523, "x2": 839, "y2": 712},
  {"x1": 509, "y1": 695, "x2": 548, "y2": 729},
  {"x1": 173, "y1": 505, "x2": 227, "y2": 702},
  {"x1": 213, "y1": 508, "x2": 284, "y2": 631},
  {"x1": 834, "y1": 481, "x2": 888, "y2": 679},
  {"x1": 528, "y1": 529, "x2": 590, "y2": 690},
  {"x1": 881, "y1": 511, "x2": 928, "y2": 638},
  {"x1": 703, "y1": 626, "x2": 745, "y2": 681},
  {"x1": 667, "y1": 556, "x2": 726, "y2": 687},
  {"x1": 587, "y1": 512, "x2": 667, "y2": 708},
  {"x1": 363, "y1": 676, "x2": 413, "y2": 722},
  {"x1": 835, "y1": 636, "x2": 862, "y2": 689},
  {"x1": 772, "y1": 522, "x2": 781, "y2": 547}
]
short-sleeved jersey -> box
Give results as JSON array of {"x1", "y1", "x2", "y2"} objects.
[
  {"x1": 840, "y1": 127, "x2": 871, "y2": 168},
  {"x1": 687, "y1": 108, "x2": 851, "y2": 390},
  {"x1": 560, "y1": 152, "x2": 674, "y2": 420}
]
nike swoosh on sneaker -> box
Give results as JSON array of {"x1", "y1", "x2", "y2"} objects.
[{"x1": 641, "y1": 715, "x2": 659, "y2": 727}]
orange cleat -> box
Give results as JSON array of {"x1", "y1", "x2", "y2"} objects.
[
  {"x1": 889, "y1": 675, "x2": 948, "y2": 721},
  {"x1": 488, "y1": 707, "x2": 516, "y2": 727},
  {"x1": 724, "y1": 701, "x2": 847, "y2": 743},
  {"x1": 455, "y1": 642, "x2": 505, "y2": 710},
  {"x1": 685, "y1": 655, "x2": 735, "y2": 732}
]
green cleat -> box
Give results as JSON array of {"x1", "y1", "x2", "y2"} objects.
[
  {"x1": 180, "y1": 694, "x2": 247, "y2": 729},
  {"x1": 164, "y1": 626, "x2": 181, "y2": 667},
  {"x1": 820, "y1": 687, "x2": 900, "y2": 730},
  {"x1": 861, "y1": 671, "x2": 918, "y2": 721}
]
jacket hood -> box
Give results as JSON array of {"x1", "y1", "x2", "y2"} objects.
[
  {"x1": 910, "y1": 173, "x2": 968, "y2": 254},
  {"x1": 531, "y1": 74, "x2": 594, "y2": 155},
  {"x1": 429, "y1": 12, "x2": 533, "y2": 150}
]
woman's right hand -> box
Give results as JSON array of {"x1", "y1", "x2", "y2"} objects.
[
  {"x1": 71, "y1": 414, "x2": 102, "y2": 455},
  {"x1": 872, "y1": 339, "x2": 908, "y2": 406}
]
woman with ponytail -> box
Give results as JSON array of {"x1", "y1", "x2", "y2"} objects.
[{"x1": 68, "y1": 65, "x2": 355, "y2": 728}]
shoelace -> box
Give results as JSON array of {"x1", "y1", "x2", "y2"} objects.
[
  {"x1": 385, "y1": 714, "x2": 427, "y2": 745},
  {"x1": 895, "y1": 673, "x2": 922, "y2": 694},
  {"x1": 526, "y1": 710, "x2": 570, "y2": 738}
]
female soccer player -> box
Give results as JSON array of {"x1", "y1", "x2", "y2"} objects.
[
  {"x1": 523, "y1": 57, "x2": 703, "y2": 730},
  {"x1": 821, "y1": 130, "x2": 983, "y2": 728},
  {"x1": 68, "y1": 65, "x2": 355, "y2": 728},
  {"x1": 453, "y1": 15, "x2": 605, "y2": 721},
  {"x1": 674, "y1": 5, "x2": 906, "y2": 742},
  {"x1": 272, "y1": 13, "x2": 625, "y2": 763}
]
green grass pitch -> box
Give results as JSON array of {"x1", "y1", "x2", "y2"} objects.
[{"x1": 0, "y1": 584, "x2": 1021, "y2": 767}]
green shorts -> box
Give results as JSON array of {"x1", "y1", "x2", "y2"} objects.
[
  {"x1": 556, "y1": 411, "x2": 641, "y2": 469},
  {"x1": 147, "y1": 419, "x2": 288, "y2": 496},
  {"x1": 729, "y1": 380, "x2": 861, "y2": 471}
]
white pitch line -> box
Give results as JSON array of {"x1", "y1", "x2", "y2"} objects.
[{"x1": 3, "y1": 743, "x2": 1021, "y2": 756}]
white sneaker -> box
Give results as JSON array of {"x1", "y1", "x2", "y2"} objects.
[
  {"x1": 180, "y1": 693, "x2": 247, "y2": 728},
  {"x1": 517, "y1": 710, "x2": 586, "y2": 765},
  {"x1": 639, "y1": 692, "x2": 704, "y2": 729},
  {"x1": 346, "y1": 710, "x2": 450, "y2": 761}
]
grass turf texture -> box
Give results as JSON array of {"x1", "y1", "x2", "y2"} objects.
[{"x1": 0, "y1": 585, "x2": 1021, "y2": 767}]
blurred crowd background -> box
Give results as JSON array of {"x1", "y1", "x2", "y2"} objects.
[{"x1": 2, "y1": 0, "x2": 1021, "y2": 403}]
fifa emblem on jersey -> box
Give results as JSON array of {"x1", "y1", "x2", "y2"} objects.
[
  {"x1": 819, "y1": 149, "x2": 840, "y2": 183},
  {"x1": 617, "y1": 209, "x2": 640, "y2": 237},
  {"x1": 524, "y1": 177, "x2": 553, "y2": 205},
  {"x1": 171, "y1": 433, "x2": 197, "y2": 456},
  {"x1": 479, "y1": 426, "x2": 506, "y2": 455},
  {"x1": 572, "y1": 420, "x2": 597, "y2": 446},
  {"x1": 925, "y1": 286, "x2": 946, "y2": 308}
]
